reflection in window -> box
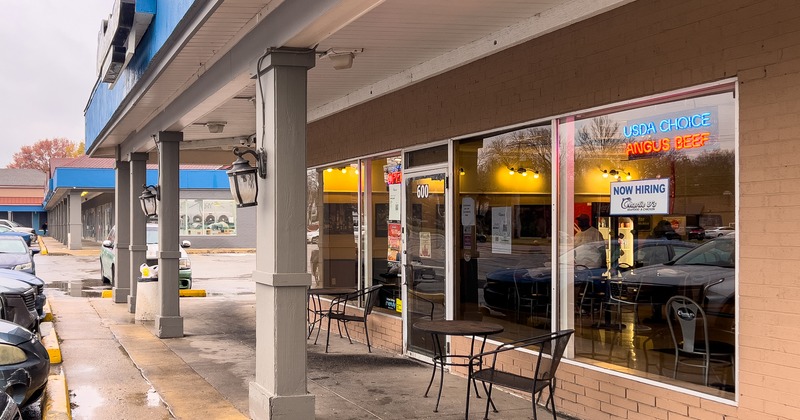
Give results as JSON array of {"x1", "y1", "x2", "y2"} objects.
[
  {"x1": 306, "y1": 163, "x2": 360, "y2": 290},
  {"x1": 562, "y1": 89, "x2": 736, "y2": 398},
  {"x1": 455, "y1": 125, "x2": 553, "y2": 340},
  {"x1": 179, "y1": 199, "x2": 236, "y2": 236}
]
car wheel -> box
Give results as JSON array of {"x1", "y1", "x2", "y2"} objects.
[{"x1": 100, "y1": 261, "x2": 110, "y2": 284}]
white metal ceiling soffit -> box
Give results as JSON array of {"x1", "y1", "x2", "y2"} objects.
[{"x1": 93, "y1": 0, "x2": 632, "y2": 159}]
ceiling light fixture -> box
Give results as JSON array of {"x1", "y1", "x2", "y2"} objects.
[
  {"x1": 205, "y1": 122, "x2": 227, "y2": 134},
  {"x1": 319, "y1": 48, "x2": 364, "y2": 70}
]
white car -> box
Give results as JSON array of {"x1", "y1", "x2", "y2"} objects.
[
  {"x1": 704, "y1": 226, "x2": 735, "y2": 237},
  {"x1": 0, "y1": 219, "x2": 37, "y2": 242},
  {"x1": 100, "y1": 224, "x2": 193, "y2": 289}
]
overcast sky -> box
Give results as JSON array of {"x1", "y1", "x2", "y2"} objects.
[{"x1": 0, "y1": 0, "x2": 110, "y2": 167}]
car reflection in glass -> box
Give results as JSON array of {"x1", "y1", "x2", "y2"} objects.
[
  {"x1": 482, "y1": 239, "x2": 697, "y2": 315},
  {"x1": 620, "y1": 235, "x2": 735, "y2": 327}
]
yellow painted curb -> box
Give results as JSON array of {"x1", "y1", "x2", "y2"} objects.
[
  {"x1": 43, "y1": 299, "x2": 53, "y2": 322},
  {"x1": 38, "y1": 237, "x2": 48, "y2": 256},
  {"x1": 40, "y1": 322, "x2": 61, "y2": 364},
  {"x1": 101, "y1": 290, "x2": 112, "y2": 298},
  {"x1": 180, "y1": 289, "x2": 207, "y2": 297},
  {"x1": 42, "y1": 371, "x2": 71, "y2": 420}
]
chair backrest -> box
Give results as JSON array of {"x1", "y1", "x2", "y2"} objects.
[
  {"x1": 534, "y1": 329, "x2": 574, "y2": 383},
  {"x1": 361, "y1": 284, "x2": 383, "y2": 318},
  {"x1": 666, "y1": 295, "x2": 708, "y2": 354}
]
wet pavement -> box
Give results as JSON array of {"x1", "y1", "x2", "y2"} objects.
[{"x1": 35, "y1": 237, "x2": 560, "y2": 419}]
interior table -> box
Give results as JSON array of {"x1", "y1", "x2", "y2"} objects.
[
  {"x1": 307, "y1": 287, "x2": 356, "y2": 343},
  {"x1": 412, "y1": 320, "x2": 504, "y2": 413}
]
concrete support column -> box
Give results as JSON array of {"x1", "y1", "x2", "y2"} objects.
[
  {"x1": 248, "y1": 48, "x2": 315, "y2": 420},
  {"x1": 128, "y1": 153, "x2": 148, "y2": 313},
  {"x1": 155, "y1": 131, "x2": 183, "y2": 338},
  {"x1": 113, "y1": 155, "x2": 132, "y2": 303},
  {"x1": 68, "y1": 191, "x2": 82, "y2": 250}
]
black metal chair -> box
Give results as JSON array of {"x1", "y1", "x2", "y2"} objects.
[
  {"x1": 467, "y1": 329, "x2": 574, "y2": 420},
  {"x1": 666, "y1": 295, "x2": 734, "y2": 386},
  {"x1": 325, "y1": 284, "x2": 383, "y2": 353}
]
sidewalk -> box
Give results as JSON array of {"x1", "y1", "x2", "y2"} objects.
[{"x1": 38, "y1": 239, "x2": 559, "y2": 419}]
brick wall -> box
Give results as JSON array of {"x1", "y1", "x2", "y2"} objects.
[{"x1": 308, "y1": 0, "x2": 800, "y2": 418}]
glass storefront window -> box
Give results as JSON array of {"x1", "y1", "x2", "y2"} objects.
[
  {"x1": 455, "y1": 125, "x2": 553, "y2": 340},
  {"x1": 559, "y1": 88, "x2": 736, "y2": 397},
  {"x1": 179, "y1": 199, "x2": 237, "y2": 235},
  {"x1": 307, "y1": 163, "x2": 360, "y2": 290}
]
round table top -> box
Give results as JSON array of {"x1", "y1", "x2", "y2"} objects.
[
  {"x1": 413, "y1": 320, "x2": 504, "y2": 336},
  {"x1": 307, "y1": 287, "x2": 356, "y2": 296}
]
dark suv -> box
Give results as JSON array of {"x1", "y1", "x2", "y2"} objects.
[{"x1": 687, "y1": 226, "x2": 706, "y2": 240}]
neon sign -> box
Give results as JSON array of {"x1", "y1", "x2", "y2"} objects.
[
  {"x1": 623, "y1": 112, "x2": 711, "y2": 138},
  {"x1": 626, "y1": 132, "x2": 710, "y2": 157},
  {"x1": 622, "y1": 108, "x2": 716, "y2": 158}
]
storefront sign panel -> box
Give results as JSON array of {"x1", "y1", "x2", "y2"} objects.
[
  {"x1": 610, "y1": 178, "x2": 670, "y2": 215},
  {"x1": 388, "y1": 184, "x2": 402, "y2": 220}
]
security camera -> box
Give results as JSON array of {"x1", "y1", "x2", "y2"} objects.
[{"x1": 238, "y1": 137, "x2": 248, "y2": 146}]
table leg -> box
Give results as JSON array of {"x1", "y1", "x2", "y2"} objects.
[
  {"x1": 435, "y1": 333, "x2": 445, "y2": 412},
  {"x1": 477, "y1": 335, "x2": 497, "y2": 413}
]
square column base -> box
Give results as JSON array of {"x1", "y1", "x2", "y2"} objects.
[
  {"x1": 128, "y1": 295, "x2": 136, "y2": 313},
  {"x1": 112, "y1": 288, "x2": 129, "y2": 304},
  {"x1": 155, "y1": 315, "x2": 183, "y2": 338},
  {"x1": 249, "y1": 382, "x2": 314, "y2": 420}
]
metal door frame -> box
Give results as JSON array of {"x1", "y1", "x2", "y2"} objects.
[{"x1": 401, "y1": 163, "x2": 453, "y2": 361}]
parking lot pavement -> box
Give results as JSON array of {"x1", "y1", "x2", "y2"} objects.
[{"x1": 37, "y1": 251, "x2": 554, "y2": 419}]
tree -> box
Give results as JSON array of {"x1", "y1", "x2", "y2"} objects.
[{"x1": 7, "y1": 138, "x2": 85, "y2": 173}]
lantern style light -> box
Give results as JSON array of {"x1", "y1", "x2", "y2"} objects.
[
  {"x1": 227, "y1": 147, "x2": 266, "y2": 207},
  {"x1": 139, "y1": 185, "x2": 160, "y2": 218}
]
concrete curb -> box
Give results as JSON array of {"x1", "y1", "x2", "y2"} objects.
[
  {"x1": 42, "y1": 371, "x2": 71, "y2": 420},
  {"x1": 101, "y1": 289, "x2": 206, "y2": 298},
  {"x1": 43, "y1": 298, "x2": 53, "y2": 322},
  {"x1": 38, "y1": 236, "x2": 48, "y2": 256},
  {"x1": 40, "y1": 321, "x2": 61, "y2": 364}
]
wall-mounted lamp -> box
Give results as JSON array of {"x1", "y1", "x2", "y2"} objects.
[
  {"x1": 533, "y1": 170, "x2": 540, "y2": 179},
  {"x1": 205, "y1": 121, "x2": 227, "y2": 134},
  {"x1": 602, "y1": 169, "x2": 631, "y2": 180},
  {"x1": 139, "y1": 185, "x2": 160, "y2": 218},
  {"x1": 319, "y1": 48, "x2": 364, "y2": 70},
  {"x1": 459, "y1": 167, "x2": 465, "y2": 176},
  {"x1": 508, "y1": 167, "x2": 516, "y2": 175},
  {"x1": 517, "y1": 167, "x2": 528, "y2": 177},
  {"x1": 227, "y1": 147, "x2": 266, "y2": 208}
]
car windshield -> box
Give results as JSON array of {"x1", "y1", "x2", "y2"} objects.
[
  {"x1": 0, "y1": 226, "x2": 10, "y2": 233},
  {"x1": 6, "y1": 221, "x2": 20, "y2": 227},
  {"x1": 669, "y1": 237, "x2": 734, "y2": 268},
  {"x1": 0, "y1": 238, "x2": 27, "y2": 253}
]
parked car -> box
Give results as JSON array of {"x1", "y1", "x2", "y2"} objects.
[
  {"x1": 0, "y1": 280, "x2": 39, "y2": 332},
  {"x1": 0, "y1": 220, "x2": 37, "y2": 243},
  {"x1": 0, "y1": 227, "x2": 31, "y2": 248},
  {"x1": 704, "y1": 226, "x2": 735, "y2": 237},
  {"x1": 100, "y1": 224, "x2": 193, "y2": 289},
  {"x1": 0, "y1": 391, "x2": 21, "y2": 420},
  {"x1": 483, "y1": 239, "x2": 697, "y2": 314},
  {"x1": 0, "y1": 320, "x2": 49, "y2": 408},
  {"x1": 0, "y1": 269, "x2": 45, "y2": 321},
  {"x1": 686, "y1": 226, "x2": 705, "y2": 240},
  {"x1": 0, "y1": 237, "x2": 37, "y2": 275},
  {"x1": 619, "y1": 235, "x2": 735, "y2": 325}
]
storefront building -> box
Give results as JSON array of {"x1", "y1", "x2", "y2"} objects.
[
  {"x1": 84, "y1": 0, "x2": 800, "y2": 418},
  {"x1": 304, "y1": 2, "x2": 794, "y2": 418}
]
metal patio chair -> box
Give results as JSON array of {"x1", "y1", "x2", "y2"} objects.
[
  {"x1": 325, "y1": 284, "x2": 383, "y2": 353},
  {"x1": 467, "y1": 329, "x2": 574, "y2": 420},
  {"x1": 666, "y1": 295, "x2": 734, "y2": 386}
]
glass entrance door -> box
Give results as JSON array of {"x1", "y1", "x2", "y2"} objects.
[{"x1": 403, "y1": 170, "x2": 448, "y2": 357}]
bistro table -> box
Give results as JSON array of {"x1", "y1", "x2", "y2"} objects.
[
  {"x1": 307, "y1": 287, "x2": 357, "y2": 343},
  {"x1": 412, "y1": 320, "x2": 504, "y2": 413}
]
